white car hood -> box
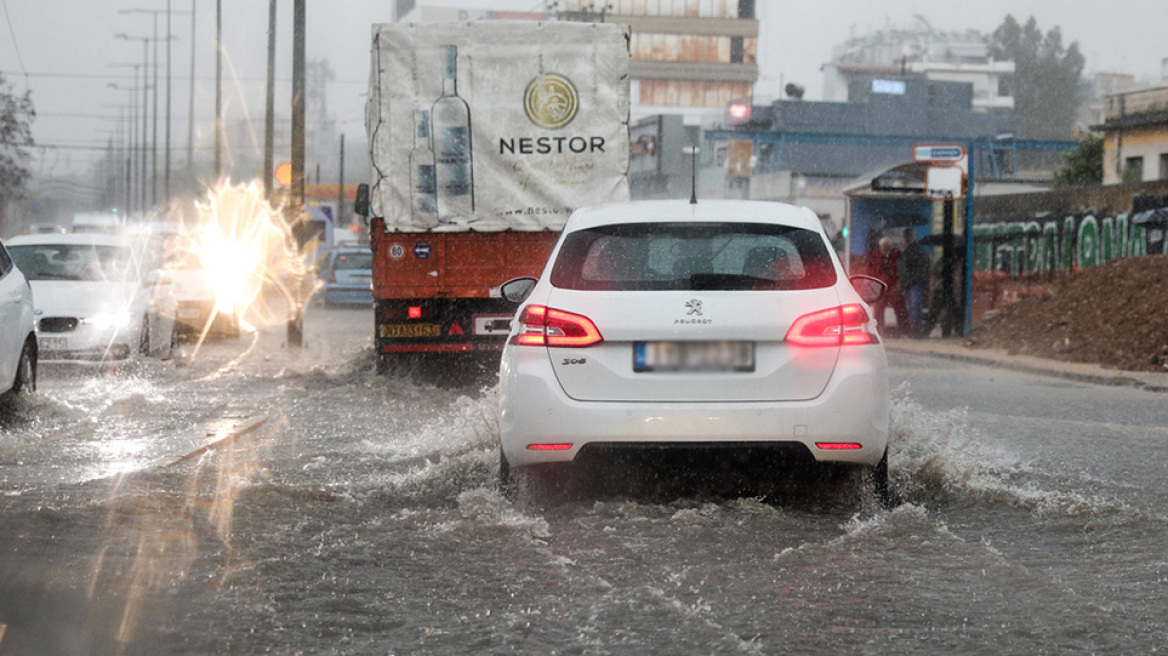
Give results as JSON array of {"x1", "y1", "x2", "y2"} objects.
[{"x1": 30, "y1": 280, "x2": 143, "y2": 317}]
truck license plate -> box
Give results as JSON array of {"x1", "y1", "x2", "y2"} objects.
[
  {"x1": 381, "y1": 323, "x2": 441, "y2": 338},
  {"x1": 634, "y1": 341, "x2": 754, "y2": 373}
]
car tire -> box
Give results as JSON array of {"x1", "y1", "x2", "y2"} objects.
[
  {"x1": 138, "y1": 316, "x2": 151, "y2": 354},
  {"x1": 870, "y1": 448, "x2": 892, "y2": 509},
  {"x1": 12, "y1": 337, "x2": 36, "y2": 396},
  {"x1": 499, "y1": 449, "x2": 517, "y2": 501}
]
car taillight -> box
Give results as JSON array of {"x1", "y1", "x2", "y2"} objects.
[
  {"x1": 785, "y1": 304, "x2": 875, "y2": 347},
  {"x1": 516, "y1": 305, "x2": 603, "y2": 347}
]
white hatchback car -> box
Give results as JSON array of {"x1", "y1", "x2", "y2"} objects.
[
  {"x1": 0, "y1": 239, "x2": 37, "y2": 399},
  {"x1": 6, "y1": 233, "x2": 177, "y2": 365},
  {"x1": 498, "y1": 200, "x2": 890, "y2": 500}
]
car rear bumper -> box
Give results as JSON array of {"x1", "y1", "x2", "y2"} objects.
[{"x1": 499, "y1": 348, "x2": 889, "y2": 469}]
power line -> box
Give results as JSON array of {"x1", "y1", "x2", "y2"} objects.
[{"x1": 0, "y1": 0, "x2": 29, "y2": 84}]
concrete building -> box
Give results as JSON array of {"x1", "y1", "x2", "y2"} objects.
[
  {"x1": 822, "y1": 19, "x2": 1013, "y2": 114},
  {"x1": 702, "y1": 76, "x2": 1018, "y2": 230},
  {"x1": 1094, "y1": 84, "x2": 1168, "y2": 185}
]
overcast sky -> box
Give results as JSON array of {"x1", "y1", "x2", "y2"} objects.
[{"x1": 2, "y1": 0, "x2": 1165, "y2": 178}]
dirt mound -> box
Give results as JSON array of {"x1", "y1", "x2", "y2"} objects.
[{"x1": 968, "y1": 254, "x2": 1168, "y2": 372}]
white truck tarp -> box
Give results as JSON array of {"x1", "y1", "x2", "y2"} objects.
[{"x1": 366, "y1": 21, "x2": 630, "y2": 232}]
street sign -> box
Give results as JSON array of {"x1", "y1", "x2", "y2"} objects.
[
  {"x1": 913, "y1": 143, "x2": 964, "y2": 161},
  {"x1": 914, "y1": 142, "x2": 968, "y2": 175},
  {"x1": 926, "y1": 165, "x2": 965, "y2": 200}
]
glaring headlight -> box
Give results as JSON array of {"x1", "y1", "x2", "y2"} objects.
[{"x1": 83, "y1": 311, "x2": 134, "y2": 329}]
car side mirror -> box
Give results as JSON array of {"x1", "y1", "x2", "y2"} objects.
[
  {"x1": 500, "y1": 277, "x2": 537, "y2": 304},
  {"x1": 849, "y1": 274, "x2": 886, "y2": 304}
]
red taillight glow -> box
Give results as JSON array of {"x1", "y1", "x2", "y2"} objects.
[
  {"x1": 515, "y1": 305, "x2": 603, "y2": 347},
  {"x1": 816, "y1": 442, "x2": 863, "y2": 450},
  {"x1": 785, "y1": 304, "x2": 875, "y2": 347},
  {"x1": 408, "y1": 306, "x2": 422, "y2": 319},
  {"x1": 527, "y1": 443, "x2": 574, "y2": 451}
]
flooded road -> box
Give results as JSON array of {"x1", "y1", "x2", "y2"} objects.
[{"x1": 1, "y1": 306, "x2": 1167, "y2": 654}]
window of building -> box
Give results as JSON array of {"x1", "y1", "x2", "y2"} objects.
[
  {"x1": 1160, "y1": 153, "x2": 1168, "y2": 180},
  {"x1": 1123, "y1": 156, "x2": 1144, "y2": 183}
]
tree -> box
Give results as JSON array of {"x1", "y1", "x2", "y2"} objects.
[
  {"x1": 1052, "y1": 133, "x2": 1103, "y2": 187},
  {"x1": 990, "y1": 15, "x2": 1085, "y2": 140},
  {"x1": 0, "y1": 73, "x2": 35, "y2": 197}
]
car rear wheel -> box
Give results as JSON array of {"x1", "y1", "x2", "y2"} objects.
[
  {"x1": 872, "y1": 448, "x2": 892, "y2": 508},
  {"x1": 498, "y1": 449, "x2": 516, "y2": 500}
]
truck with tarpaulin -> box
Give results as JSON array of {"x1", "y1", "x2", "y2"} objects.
[{"x1": 358, "y1": 20, "x2": 630, "y2": 371}]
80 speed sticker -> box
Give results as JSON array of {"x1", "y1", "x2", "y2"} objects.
[{"x1": 388, "y1": 243, "x2": 406, "y2": 260}]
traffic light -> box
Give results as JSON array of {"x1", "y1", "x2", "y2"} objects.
[{"x1": 725, "y1": 99, "x2": 752, "y2": 126}]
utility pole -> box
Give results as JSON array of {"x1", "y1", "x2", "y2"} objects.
[
  {"x1": 187, "y1": 0, "x2": 196, "y2": 168},
  {"x1": 214, "y1": 0, "x2": 222, "y2": 180},
  {"x1": 338, "y1": 133, "x2": 345, "y2": 228},
  {"x1": 288, "y1": 0, "x2": 307, "y2": 347},
  {"x1": 263, "y1": 0, "x2": 276, "y2": 200},
  {"x1": 165, "y1": 0, "x2": 172, "y2": 207}
]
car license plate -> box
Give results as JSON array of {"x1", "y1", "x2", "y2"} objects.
[
  {"x1": 381, "y1": 323, "x2": 441, "y2": 338},
  {"x1": 41, "y1": 336, "x2": 68, "y2": 350},
  {"x1": 634, "y1": 341, "x2": 755, "y2": 372}
]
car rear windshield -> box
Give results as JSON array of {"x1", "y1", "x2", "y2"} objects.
[
  {"x1": 550, "y1": 222, "x2": 837, "y2": 291},
  {"x1": 334, "y1": 252, "x2": 373, "y2": 270}
]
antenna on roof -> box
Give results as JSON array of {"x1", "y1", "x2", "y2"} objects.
[{"x1": 684, "y1": 146, "x2": 699, "y2": 205}]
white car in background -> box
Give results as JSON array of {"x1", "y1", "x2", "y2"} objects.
[
  {"x1": 6, "y1": 233, "x2": 177, "y2": 365},
  {"x1": 0, "y1": 239, "x2": 37, "y2": 399},
  {"x1": 498, "y1": 200, "x2": 890, "y2": 501}
]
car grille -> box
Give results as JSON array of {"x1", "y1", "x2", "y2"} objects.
[{"x1": 38, "y1": 317, "x2": 79, "y2": 333}]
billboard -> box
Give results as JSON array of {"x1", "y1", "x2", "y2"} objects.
[{"x1": 366, "y1": 21, "x2": 631, "y2": 232}]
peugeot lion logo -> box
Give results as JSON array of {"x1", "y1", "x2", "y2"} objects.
[
  {"x1": 524, "y1": 73, "x2": 579, "y2": 130},
  {"x1": 686, "y1": 299, "x2": 703, "y2": 316}
]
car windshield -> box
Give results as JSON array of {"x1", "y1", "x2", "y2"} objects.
[
  {"x1": 333, "y1": 252, "x2": 372, "y2": 270},
  {"x1": 550, "y1": 221, "x2": 837, "y2": 291},
  {"x1": 9, "y1": 243, "x2": 135, "y2": 282}
]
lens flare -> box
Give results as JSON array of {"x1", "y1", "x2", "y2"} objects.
[{"x1": 166, "y1": 180, "x2": 314, "y2": 355}]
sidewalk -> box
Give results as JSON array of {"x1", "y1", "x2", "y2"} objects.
[{"x1": 883, "y1": 336, "x2": 1168, "y2": 393}]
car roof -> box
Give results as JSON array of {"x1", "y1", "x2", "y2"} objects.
[
  {"x1": 6, "y1": 232, "x2": 135, "y2": 248},
  {"x1": 564, "y1": 200, "x2": 824, "y2": 233}
]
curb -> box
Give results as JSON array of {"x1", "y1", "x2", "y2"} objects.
[{"x1": 884, "y1": 340, "x2": 1168, "y2": 394}]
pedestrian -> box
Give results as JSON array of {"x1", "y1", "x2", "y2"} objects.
[
  {"x1": 898, "y1": 228, "x2": 929, "y2": 337},
  {"x1": 865, "y1": 235, "x2": 908, "y2": 335},
  {"x1": 867, "y1": 236, "x2": 892, "y2": 334}
]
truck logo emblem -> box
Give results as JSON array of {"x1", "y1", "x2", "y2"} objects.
[
  {"x1": 686, "y1": 299, "x2": 703, "y2": 316},
  {"x1": 524, "y1": 73, "x2": 578, "y2": 130}
]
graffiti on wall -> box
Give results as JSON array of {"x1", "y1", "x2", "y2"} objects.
[{"x1": 971, "y1": 211, "x2": 1167, "y2": 276}]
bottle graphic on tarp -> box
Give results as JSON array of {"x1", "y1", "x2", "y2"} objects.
[
  {"x1": 409, "y1": 109, "x2": 438, "y2": 226},
  {"x1": 431, "y1": 44, "x2": 474, "y2": 221}
]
